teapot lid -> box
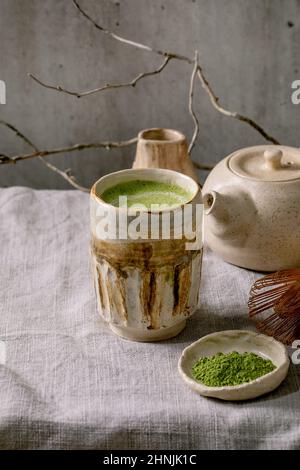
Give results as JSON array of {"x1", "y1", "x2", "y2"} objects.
[{"x1": 228, "y1": 145, "x2": 300, "y2": 182}]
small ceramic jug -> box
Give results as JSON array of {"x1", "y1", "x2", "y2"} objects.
[
  {"x1": 90, "y1": 168, "x2": 203, "y2": 341},
  {"x1": 133, "y1": 128, "x2": 198, "y2": 182}
]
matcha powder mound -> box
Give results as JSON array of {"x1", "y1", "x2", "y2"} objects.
[{"x1": 192, "y1": 351, "x2": 276, "y2": 387}]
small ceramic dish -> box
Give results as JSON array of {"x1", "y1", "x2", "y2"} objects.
[{"x1": 178, "y1": 330, "x2": 289, "y2": 401}]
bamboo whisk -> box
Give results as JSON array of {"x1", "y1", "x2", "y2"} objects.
[{"x1": 248, "y1": 269, "x2": 300, "y2": 344}]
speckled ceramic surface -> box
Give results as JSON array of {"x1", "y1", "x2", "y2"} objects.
[
  {"x1": 202, "y1": 145, "x2": 300, "y2": 271},
  {"x1": 178, "y1": 330, "x2": 290, "y2": 401},
  {"x1": 133, "y1": 128, "x2": 198, "y2": 182}
]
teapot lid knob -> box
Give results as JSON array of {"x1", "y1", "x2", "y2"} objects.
[
  {"x1": 263, "y1": 148, "x2": 283, "y2": 170},
  {"x1": 229, "y1": 145, "x2": 300, "y2": 181}
]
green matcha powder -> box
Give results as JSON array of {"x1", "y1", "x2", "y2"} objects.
[{"x1": 192, "y1": 351, "x2": 276, "y2": 387}]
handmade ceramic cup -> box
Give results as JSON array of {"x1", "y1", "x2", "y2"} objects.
[{"x1": 90, "y1": 168, "x2": 203, "y2": 341}]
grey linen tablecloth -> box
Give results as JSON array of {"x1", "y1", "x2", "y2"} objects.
[{"x1": 0, "y1": 186, "x2": 299, "y2": 450}]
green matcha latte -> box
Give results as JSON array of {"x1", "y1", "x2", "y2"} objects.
[{"x1": 101, "y1": 179, "x2": 193, "y2": 209}]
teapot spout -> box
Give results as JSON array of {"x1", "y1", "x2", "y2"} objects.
[
  {"x1": 203, "y1": 190, "x2": 229, "y2": 223},
  {"x1": 203, "y1": 189, "x2": 255, "y2": 244}
]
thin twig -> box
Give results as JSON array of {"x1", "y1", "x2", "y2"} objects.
[
  {"x1": 188, "y1": 51, "x2": 200, "y2": 154},
  {"x1": 38, "y1": 158, "x2": 89, "y2": 192},
  {"x1": 196, "y1": 66, "x2": 280, "y2": 145},
  {"x1": 0, "y1": 128, "x2": 212, "y2": 173},
  {"x1": 0, "y1": 137, "x2": 138, "y2": 165},
  {"x1": 0, "y1": 120, "x2": 38, "y2": 150},
  {"x1": 0, "y1": 120, "x2": 212, "y2": 175},
  {"x1": 0, "y1": 120, "x2": 88, "y2": 191},
  {"x1": 72, "y1": 0, "x2": 279, "y2": 145},
  {"x1": 29, "y1": 56, "x2": 172, "y2": 98},
  {"x1": 1, "y1": 0, "x2": 280, "y2": 186},
  {"x1": 192, "y1": 160, "x2": 214, "y2": 171},
  {"x1": 73, "y1": 0, "x2": 189, "y2": 62},
  {"x1": 0, "y1": 153, "x2": 11, "y2": 163}
]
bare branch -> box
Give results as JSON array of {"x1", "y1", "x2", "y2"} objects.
[
  {"x1": 72, "y1": 0, "x2": 279, "y2": 145},
  {"x1": 196, "y1": 66, "x2": 280, "y2": 145},
  {"x1": 0, "y1": 154, "x2": 12, "y2": 164},
  {"x1": 188, "y1": 51, "x2": 200, "y2": 154},
  {"x1": 1, "y1": 0, "x2": 280, "y2": 188},
  {"x1": 72, "y1": 0, "x2": 190, "y2": 62},
  {"x1": 0, "y1": 120, "x2": 38, "y2": 151},
  {"x1": 0, "y1": 137, "x2": 138, "y2": 165},
  {"x1": 0, "y1": 120, "x2": 136, "y2": 190},
  {"x1": 0, "y1": 119, "x2": 213, "y2": 181},
  {"x1": 29, "y1": 56, "x2": 172, "y2": 98},
  {"x1": 0, "y1": 120, "x2": 89, "y2": 191},
  {"x1": 37, "y1": 157, "x2": 89, "y2": 192},
  {"x1": 192, "y1": 160, "x2": 214, "y2": 171}
]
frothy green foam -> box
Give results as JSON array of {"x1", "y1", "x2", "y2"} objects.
[{"x1": 101, "y1": 179, "x2": 193, "y2": 209}]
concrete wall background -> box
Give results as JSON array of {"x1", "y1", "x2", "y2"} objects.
[{"x1": 0, "y1": 0, "x2": 299, "y2": 189}]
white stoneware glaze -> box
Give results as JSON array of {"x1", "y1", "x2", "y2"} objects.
[
  {"x1": 133, "y1": 128, "x2": 198, "y2": 182},
  {"x1": 178, "y1": 330, "x2": 289, "y2": 401},
  {"x1": 202, "y1": 145, "x2": 300, "y2": 271},
  {"x1": 91, "y1": 168, "x2": 203, "y2": 342}
]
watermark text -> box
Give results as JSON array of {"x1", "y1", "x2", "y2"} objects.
[{"x1": 0, "y1": 80, "x2": 6, "y2": 104}]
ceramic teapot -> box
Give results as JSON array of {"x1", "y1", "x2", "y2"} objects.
[{"x1": 202, "y1": 145, "x2": 300, "y2": 272}]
